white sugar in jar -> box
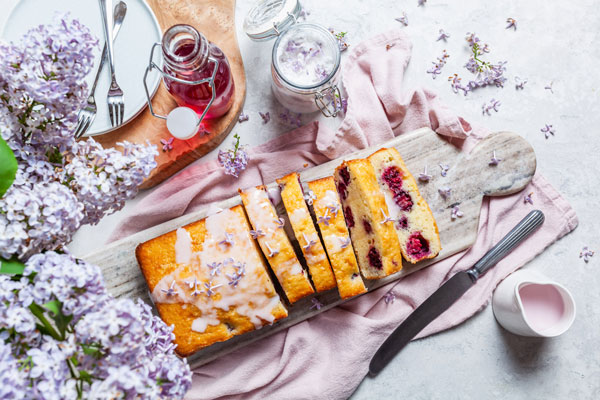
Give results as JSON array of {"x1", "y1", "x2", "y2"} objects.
[{"x1": 244, "y1": 0, "x2": 343, "y2": 116}]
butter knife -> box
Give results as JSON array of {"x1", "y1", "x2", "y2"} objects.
[{"x1": 369, "y1": 209, "x2": 545, "y2": 376}]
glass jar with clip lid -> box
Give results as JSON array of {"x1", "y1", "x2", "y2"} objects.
[{"x1": 244, "y1": 0, "x2": 343, "y2": 116}]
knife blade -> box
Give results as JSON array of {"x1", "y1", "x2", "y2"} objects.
[{"x1": 369, "y1": 210, "x2": 545, "y2": 376}]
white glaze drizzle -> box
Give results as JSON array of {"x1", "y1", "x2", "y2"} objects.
[{"x1": 175, "y1": 228, "x2": 192, "y2": 264}]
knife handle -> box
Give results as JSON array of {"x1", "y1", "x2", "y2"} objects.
[{"x1": 468, "y1": 210, "x2": 544, "y2": 280}]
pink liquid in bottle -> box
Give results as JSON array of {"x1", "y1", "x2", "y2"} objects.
[
  {"x1": 162, "y1": 25, "x2": 235, "y2": 120},
  {"x1": 519, "y1": 283, "x2": 565, "y2": 332}
]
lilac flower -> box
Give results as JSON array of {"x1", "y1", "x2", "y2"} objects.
[
  {"x1": 327, "y1": 203, "x2": 340, "y2": 217},
  {"x1": 449, "y1": 74, "x2": 469, "y2": 95},
  {"x1": 304, "y1": 190, "x2": 317, "y2": 205},
  {"x1": 427, "y1": 50, "x2": 449, "y2": 79},
  {"x1": 265, "y1": 242, "x2": 279, "y2": 258},
  {"x1": 489, "y1": 150, "x2": 502, "y2": 166},
  {"x1": 482, "y1": 98, "x2": 501, "y2": 115},
  {"x1": 383, "y1": 291, "x2": 396, "y2": 304},
  {"x1": 207, "y1": 261, "x2": 222, "y2": 277},
  {"x1": 310, "y1": 298, "x2": 323, "y2": 310},
  {"x1": 418, "y1": 0, "x2": 427, "y2": 6},
  {"x1": 218, "y1": 133, "x2": 249, "y2": 177},
  {"x1": 439, "y1": 187, "x2": 452, "y2": 199},
  {"x1": 380, "y1": 208, "x2": 394, "y2": 224},
  {"x1": 202, "y1": 281, "x2": 223, "y2": 298},
  {"x1": 506, "y1": 18, "x2": 517, "y2": 30},
  {"x1": 274, "y1": 217, "x2": 285, "y2": 228},
  {"x1": 219, "y1": 232, "x2": 235, "y2": 246},
  {"x1": 515, "y1": 76, "x2": 527, "y2": 90},
  {"x1": 541, "y1": 124, "x2": 555, "y2": 139},
  {"x1": 418, "y1": 165, "x2": 432, "y2": 182},
  {"x1": 302, "y1": 233, "x2": 317, "y2": 251},
  {"x1": 451, "y1": 205, "x2": 464, "y2": 220},
  {"x1": 439, "y1": 163, "x2": 450, "y2": 177},
  {"x1": 329, "y1": 29, "x2": 349, "y2": 51},
  {"x1": 437, "y1": 29, "x2": 450, "y2": 41},
  {"x1": 298, "y1": 9, "x2": 310, "y2": 20},
  {"x1": 161, "y1": 280, "x2": 177, "y2": 296},
  {"x1": 185, "y1": 277, "x2": 198, "y2": 289},
  {"x1": 579, "y1": 247, "x2": 594, "y2": 263},
  {"x1": 395, "y1": 13, "x2": 409, "y2": 26},
  {"x1": 524, "y1": 192, "x2": 534, "y2": 205},
  {"x1": 238, "y1": 112, "x2": 249, "y2": 123},
  {"x1": 249, "y1": 229, "x2": 265, "y2": 239},
  {"x1": 318, "y1": 209, "x2": 331, "y2": 226},
  {"x1": 339, "y1": 237, "x2": 351, "y2": 249},
  {"x1": 161, "y1": 137, "x2": 174, "y2": 152},
  {"x1": 259, "y1": 111, "x2": 271, "y2": 124},
  {"x1": 191, "y1": 283, "x2": 203, "y2": 296},
  {"x1": 545, "y1": 82, "x2": 554, "y2": 93},
  {"x1": 279, "y1": 108, "x2": 302, "y2": 127}
]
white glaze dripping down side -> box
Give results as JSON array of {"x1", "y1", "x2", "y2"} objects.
[
  {"x1": 151, "y1": 208, "x2": 282, "y2": 333},
  {"x1": 175, "y1": 228, "x2": 193, "y2": 265}
]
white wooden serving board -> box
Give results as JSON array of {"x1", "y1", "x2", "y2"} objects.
[{"x1": 80, "y1": 127, "x2": 536, "y2": 367}]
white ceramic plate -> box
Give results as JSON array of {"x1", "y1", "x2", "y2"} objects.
[{"x1": 1, "y1": 0, "x2": 163, "y2": 137}]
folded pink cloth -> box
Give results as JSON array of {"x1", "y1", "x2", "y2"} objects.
[{"x1": 110, "y1": 30, "x2": 578, "y2": 400}]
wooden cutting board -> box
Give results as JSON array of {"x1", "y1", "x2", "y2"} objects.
[
  {"x1": 92, "y1": 0, "x2": 245, "y2": 189},
  {"x1": 80, "y1": 127, "x2": 536, "y2": 367}
]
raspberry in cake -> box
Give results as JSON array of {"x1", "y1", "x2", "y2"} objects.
[{"x1": 334, "y1": 159, "x2": 403, "y2": 279}]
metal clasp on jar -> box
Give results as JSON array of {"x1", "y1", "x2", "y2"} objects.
[
  {"x1": 142, "y1": 42, "x2": 220, "y2": 123},
  {"x1": 314, "y1": 84, "x2": 342, "y2": 118}
]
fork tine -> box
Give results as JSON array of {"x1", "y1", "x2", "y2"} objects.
[
  {"x1": 79, "y1": 117, "x2": 93, "y2": 139},
  {"x1": 74, "y1": 116, "x2": 87, "y2": 138},
  {"x1": 108, "y1": 103, "x2": 115, "y2": 127},
  {"x1": 118, "y1": 101, "x2": 124, "y2": 126}
]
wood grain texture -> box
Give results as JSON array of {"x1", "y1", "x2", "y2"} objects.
[
  {"x1": 80, "y1": 128, "x2": 536, "y2": 367},
  {"x1": 91, "y1": 0, "x2": 246, "y2": 189}
]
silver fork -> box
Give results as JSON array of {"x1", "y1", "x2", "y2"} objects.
[
  {"x1": 99, "y1": 0, "x2": 125, "y2": 128},
  {"x1": 75, "y1": 1, "x2": 127, "y2": 138}
]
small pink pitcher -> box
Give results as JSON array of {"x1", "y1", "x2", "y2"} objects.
[{"x1": 492, "y1": 270, "x2": 576, "y2": 337}]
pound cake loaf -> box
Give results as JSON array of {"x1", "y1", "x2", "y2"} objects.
[
  {"x1": 135, "y1": 205, "x2": 288, "y2": 357},
  {"x1": 334, "y1": 159, "x2": 403, "y2": 279},
  {"x1": 277, "y1": 173, "x2": 337, "y2": 292},
  {"x1": 239, "y1": 186, "x2": 315, "y2": 304},
  {"x1": 308, "y1": 177, "x2": 367, "y2": 299},
  {"x1": 368, "y1": 148, "x2": 441, "y2": 263}
]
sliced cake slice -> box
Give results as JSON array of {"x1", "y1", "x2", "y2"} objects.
[
  {"x1": 368, "y1": 148, "x2": 441, "y2": 263},
  {"x1": 239, "y1": 185, "x2": 315, "y2": 304},
  {"x1": 334, "y1": 159, "x2": 403, "y2": 279},
  {"x1": 308, "y1": 177, "x2": 367, "y2": 299},
  {"x1": 135, "y1": 205, "x2": 288, "y2": 357},
  {"x1": 277, "y1": 173, "x2": 337, "y2": 292}
]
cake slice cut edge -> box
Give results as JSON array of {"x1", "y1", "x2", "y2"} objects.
[
  {"x1": 135, "y1": 205, "x2": 288, "y2": 357},
  {"x1": 367, "y1": 147, "x2": 441, "y2": 264},
  {"x1": 277, "y1": 172, "x2": 337, "y2": 293},
  {"x1": 239, "y1": 185, "x2": 315, "y2": 304},
  {"x1": 334, "y1": 159, "x2": 403, "y2": 280},
  {"x1": 308, "y1": 177, "x2": 367, "y2": 299}
]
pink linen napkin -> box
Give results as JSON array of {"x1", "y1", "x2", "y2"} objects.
[{"x1": 109, "y1": 30, "x2": 578, "y2": 400}]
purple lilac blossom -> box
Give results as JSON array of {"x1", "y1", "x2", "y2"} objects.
[
  {"x1": 579, "y1": 247, "x2": 594, "y2": 263},
  {"x1": 451, "y1": 205, "x2": 464, "y2": 220},
  {"x1": 427, "y1": 50, "x2": 449, "y2": 79},
  {"x1": 395, "y1": 13, "x2": 409, "y2": 26},
  {"x1": 439, "y1": 163, "x2": 450, "y2": 177},
  {"x1": 515, "y1": 76, "x2": 527, "y2": 90},
  {"x1": 482, "y1": 98, "x2": 501, "y2": 115},
  {"x1": 488, "y1": 150, "x2": 502, "y2": 166},
  {"x1": 540, "y1": 124, "x2": 555, "y2": 139},
  {"x1": 506, "y1": 18, "x2": 517, "y2": 30},
  {"x1": 238, "y1": 112, "x2": 249, "y2": 123},
  {"x1": 524, "y1": 192, "x2": 534, "y2": 205},
  {"x1": 383, "y1": 291, "x2": 396, "y2": 304},
  {"x1": 218, "y1": 134, "x2": 249, "y2": 177},
  {"x1": 545, "y1": 82, "x2": 554, "y2": 93},
  {"x1": 310, "y1": 298, "x2": 323, "y2": 310},
  {"x1": 418, "y1": 165, "x2": 432, "y2": 182},
  {"x1": 160, "y1": 137, "x2": 174, "y2": 152},
  {"x1": 259, "y1": 111, "x2": 271, "y2": 124},
  {"x1": 437, "y1": 29, "x2": 450, "y2": 41}
]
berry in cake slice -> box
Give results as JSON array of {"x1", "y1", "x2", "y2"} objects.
[
  {"x1": 239, "y1": 185, "x2": 315, "y2": 304},
  {"x1": 277, "y1": 173, "x2": 337, "y2": 292},
  {"x1": 135, "y1": 205, "x2": 288, "y2": 357},
  {"x1": 334, "y1": 159, "x2": 403, "y2": 279},
  {"x1": 308, "y1": 177, "x2": 367, "y2": 299},
  {"x1": 368, "y1": 148, "x2": 441, "y2": 263}
]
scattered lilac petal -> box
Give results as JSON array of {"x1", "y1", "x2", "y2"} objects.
[
  {"x1": 238, "y1": 112, "x2": 249, "y2": 123},
  {"x1": 437, "y1": 29, "x2": 451, "y2": 41},
  {"x1": 339, "y1": 237, "x2": 351, "y2": 249},
  {"x1": 259, "y1": 111, "x2": 270, "y2": 124},
  {"x1": 310, "y1": 298, "x2": 323, "y2": 310},
  {"x1": 439, "y1": 163, "x2": 450, "y2": 177},
  {"x1": 418, "y1": 0, "x2": 427, "y2": 6},
  {"x1": 380, "y1": 208, "x2": 395, "y2": 224},
  {"x1": 540, "y1": 124, "x2": 555, "y2": 139},
  {"x1": 489, "y1": 150, "x2": 502, "y2": 166},
  {"x1": 427, "y1": 50, "x2": 449, "y2": 79},
  {"x1": 545, "y1": 82, "x2": 554, "y2": 93},
  {"x1": 207, "y1": 261, "x2": 223, "y2": 277},
  {"x1": 274, "y1": 217, "x2": 285, "y2": 228},
  {"x1": 160, "y1": 137, "x2": 174, "y2": 152},
  {"x1": 482, "y1": 98, "x2": 501, "y2": 115},
  {"x1": 515, "y1": 76, "x2": 527, "y2": 90},
  {"x1": 161, "y1": 280, "x2": 177, "y2": 296},
  {"x1": 395, "y1": 12, "x2": 409, "y2": 26},
  {"x1": 219, "y1": 232, "x2": 235, "y2": 247},
  {"x1": 318, "y1": 209, "x2": 331, "y2": 226},
  {"x1": 202, "y1": 280, "x2": 223, "y2": 298},
  {"x1": 384, "y1": 291, "x2": 396, "y2": 304},
  {"x1": 304, "y1": 190, "x2": 317, "y2": 205},
  {"x1": 523, "y1": 192, "x2": 534, "y2": 205},
  {"x1": 439, "y1": 187, "x2": 452, "y2": 199},
  {"x1": 418, "y1": 165, "x2": 432, "y2": 182},
  {"x1": 302, "y1": 233, "x2": 317, "y2": 251},
  {"x1": 327, "y1": 203, "x2": 340, "y2": 217},
  {"x1": 249, "y1": 229, "x2": 265, "y2": 239},
  {"x1": 451, "y1": 205, "x2": 464, "y2": 220},
  {"x1": 265, "y1": 241, "x2": 279, "y2": 258},
  {"x1": 580, "y1": 247, "x2": 595, "y2": 263},
  {"x1": 506, "y1": 18, "x2": 517, "y2": 30}
]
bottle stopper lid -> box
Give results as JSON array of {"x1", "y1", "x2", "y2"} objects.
[{"x1": 166, "y1": 107, "x2": 200, "y2": 140}]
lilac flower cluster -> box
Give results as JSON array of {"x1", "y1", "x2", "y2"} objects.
[
  {"x1": 482, "y1": 98, "x2": 501, "y2": 115},
  {"x1": 329, "y1": 29, "x2": 349, "y2": 52},
  {"x1": 218, "y1": 133, "x2": 249, "y2": 178},
  {"x1": 0, "y1": 16, "x2": 157, "y2": 260},
  {"x1": 0, "y1": 252, "x2": 191, "y2": 399},
  {"x1": 448, "y1": 33, "x2": 507, "y2": 95},
  {"x1": 427, "y1": 50, "x2": 449, "y2": 79}
]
